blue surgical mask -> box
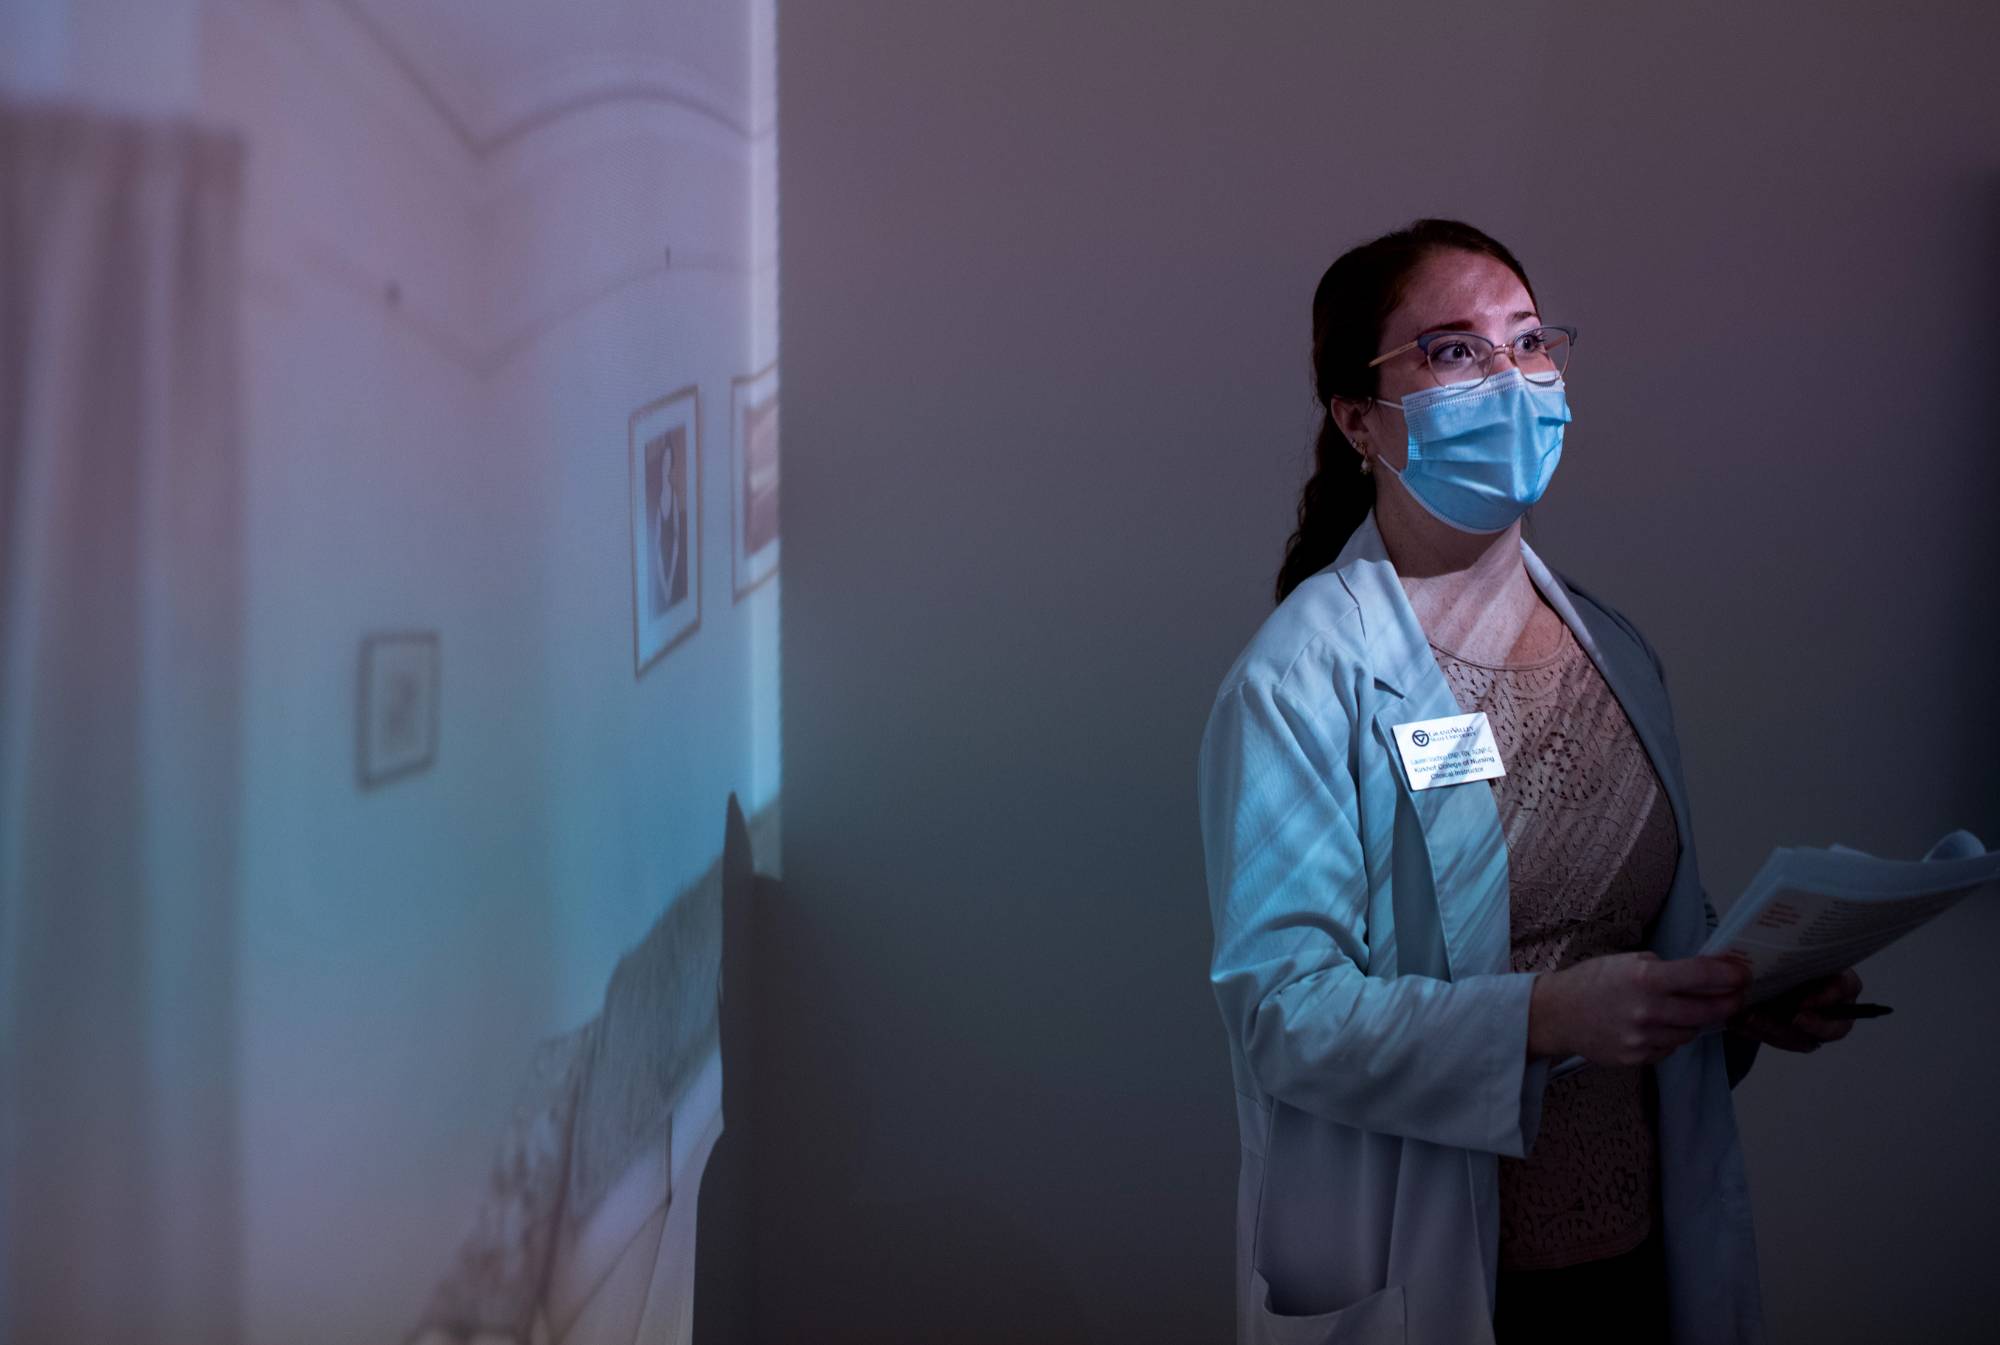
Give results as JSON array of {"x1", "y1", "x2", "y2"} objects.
[{"x1": 1373, "y1": 368, "x2": 1571, "y2": 533}]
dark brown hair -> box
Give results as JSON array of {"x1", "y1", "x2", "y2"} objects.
[{"x1": 1273, "y1": 219, "x2": 1541, "y2": 603}]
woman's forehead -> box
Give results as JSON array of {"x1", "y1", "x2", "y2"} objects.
[{"x1": 1393, "y1": 252, "x2": 1534, "y2": 334}]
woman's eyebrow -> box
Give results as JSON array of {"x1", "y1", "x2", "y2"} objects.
[{"x1": 1414, "y1": 310, "x2": 1540, "y2": 337}]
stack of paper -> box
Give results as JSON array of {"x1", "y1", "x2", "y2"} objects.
[
  {"x1": 1544, "y1": 831, "x2": 1999, "y2": 1081},
  {"x1": 1699, "y1": 829, "x2": 2000, "y2": 1005}
]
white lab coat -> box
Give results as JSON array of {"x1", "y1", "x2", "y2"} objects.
[{"x1": 1198, "y1": 512, "x2": 1763, "y2": 1344}]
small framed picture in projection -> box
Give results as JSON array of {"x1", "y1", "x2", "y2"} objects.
[
  {"x1": 357, "y1": 631, "x2": 440, "y2": 788},
  {"x1": 729, "y1": 362, "x2": 779, "y2": 600},
  {"x1": 630, "y1": 384, "x2": 703, "y2": 676}
]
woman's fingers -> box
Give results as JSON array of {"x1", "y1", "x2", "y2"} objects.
[
  {"x1": 1793, "y1": 1012, "x2": 1855, "y2": 1043},
  {"x1": 1785, "y1": 966, "x2": 1863, "y2": 1042},
  {"x1": 1652, "y1": 997, "x2": 1744, "y2": 1032},
  {"x1": 1651, "y1": 954, "x2": 1754, "y2": 997},
  {"x1": 1643, "y1": 961, "x2": 1876, "y2": 1059},
  {"x1": 1792, "y1": 1001, "x2": 1857, "y2": 1042},
  {"x1": 1788, "y1": 967, "x2": 1862, "y2": 1010},
  {"x1": 1568, "y1": 952, "x2": 1863, "y2": 1067},
  {"x1": 1801, "y1": 967, "x2": 1863, "y2": 1007},
  {"x1": 1741, "y1": 1010, "x2": 1823, "y2": 1052}
]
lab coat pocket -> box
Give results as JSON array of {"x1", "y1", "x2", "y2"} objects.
[{"x1": 1247, "y1": 1270, "x2": 1406, "y2": 1345}]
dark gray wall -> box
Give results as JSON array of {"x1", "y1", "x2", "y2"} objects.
[{"x1": 771, "y1": 3, "x2": 2000, "y2": 1341}]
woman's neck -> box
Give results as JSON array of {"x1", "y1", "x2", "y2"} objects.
[{"x1": 1374, "y1": 481, "x2": 1551, "y2": 665}]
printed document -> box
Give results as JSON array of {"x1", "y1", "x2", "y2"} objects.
[
  {"x1": 1545, "y1": 830, "x2": 1999, "y2": 1080},
  {"x1": 1698, "y1": 829, "x2": 2000, "y2": 1004}
]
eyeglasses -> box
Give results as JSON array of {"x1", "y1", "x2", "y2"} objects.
[{"x1": 1366, "y1": 325, "x2": 1577, "y2": 391}]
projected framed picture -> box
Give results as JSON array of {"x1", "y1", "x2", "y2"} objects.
[
  {"x1": 630, "y1": 385, "x2": 702, "y2": 676},
  {"x1": 357, "y1": 631, "x2": 440, "y2": 788},
  {"x1": 729, "y1": 362, "x2": 779, "y2": 600}
]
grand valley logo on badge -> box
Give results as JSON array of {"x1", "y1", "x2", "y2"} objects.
[{"x1": 1390, "y1": 712, "x2": 1506, "y2": 792}]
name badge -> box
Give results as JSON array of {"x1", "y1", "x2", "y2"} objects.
[{"x1": 1391, "y1": 712, "x2": 1506, "y2": 791}]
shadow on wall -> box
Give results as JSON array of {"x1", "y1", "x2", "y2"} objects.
[
  {"x1": 1964, "y1": 178, "x2": 2000, "y2": 835},
  {"x1": 754, "y1": 906, "x2": 1090, "y2": 1345},
  {"x1": 691, "y1": 791, "x2": 766, "y2": 1345},
  {"x1": 407, "y1": 795, "x2": 769, "y2": 1345}
]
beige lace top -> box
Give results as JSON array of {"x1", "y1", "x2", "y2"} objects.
[{"x1": 1432, "y1": 620, "x2": 1680, "y2": 1272}]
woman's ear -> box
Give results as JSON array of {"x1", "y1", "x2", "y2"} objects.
[{"x1": 1328, "y1": 397, "x2": 1370, "y2": 453}]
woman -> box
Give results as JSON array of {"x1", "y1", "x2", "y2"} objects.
[{"x1": 1196, "y1": 219, "x2": 1864, "y2": 1345}]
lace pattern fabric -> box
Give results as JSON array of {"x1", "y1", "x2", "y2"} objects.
[{"x1": 1432, "y1": 624, "x2": 1680, "y2": 1272}]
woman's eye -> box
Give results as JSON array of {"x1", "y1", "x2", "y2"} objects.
[
  {"x1": 1434, "y1": 341, "x2": 1474, "y2": 363},
  {"x1": 1516, "y1": 332, "x2": 1546, "y2": 353}
]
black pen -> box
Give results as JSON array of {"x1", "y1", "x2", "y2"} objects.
[{"x1": 1810, "y1": 1003, "x2": 1893, "y2": 1019}]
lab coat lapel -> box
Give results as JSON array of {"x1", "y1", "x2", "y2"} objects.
[
  {"x1": 1370, "y1": 684, "x2": 1513, "y2": 982},
  {"x1": 1519, "y1": 542, "x2": 1703, "y2": 957},
  {"x1": 1332, "y1": 516, "x2": 1512, "y2": 983}
]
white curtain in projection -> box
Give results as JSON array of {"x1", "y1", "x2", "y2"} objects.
[{"x1": 0, "y1": 100, "x2": 246, "y2": 1345}]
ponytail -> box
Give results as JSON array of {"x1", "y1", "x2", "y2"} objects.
[{"x1": 1273, "y1": 418, "x2": 1373, "y2": 604}]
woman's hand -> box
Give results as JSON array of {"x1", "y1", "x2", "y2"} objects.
[
  {"x1": 1529, "y1": 952, "x2": 1751, "y2": 1068},
  {"x1": 1726, "y1": 967, "x2": 1864, "y2": 1053}
]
